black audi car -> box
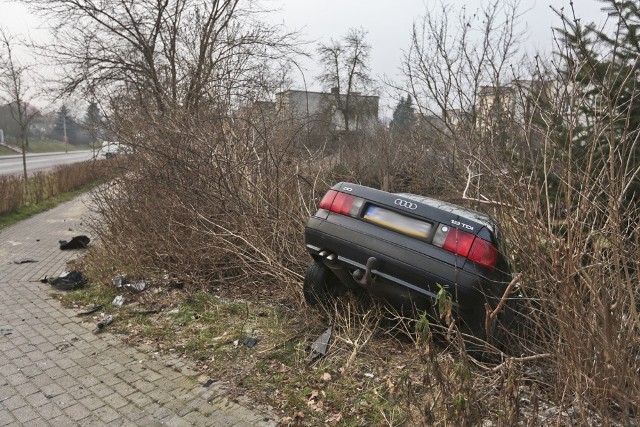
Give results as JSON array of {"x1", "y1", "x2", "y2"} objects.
[{"x1": 303, "y1": 182, "x2": 515, "y2": 346}]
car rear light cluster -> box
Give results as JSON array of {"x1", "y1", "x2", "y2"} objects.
[
  {"x1": 434, "y1": 225, "x2": 498, "y2": 270},
  {"x1": 318, "y1": 190, "x2": 364, "y2": 217}
]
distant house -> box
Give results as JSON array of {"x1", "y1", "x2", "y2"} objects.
[
  {"x1": 30, "y1": 111, "x2": 56, "y2": 140},
  {"x1": 276, "y1": 88, "x2": 379, "y2": 134}
]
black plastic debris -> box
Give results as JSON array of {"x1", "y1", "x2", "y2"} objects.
[
  {"x1": 13, "y1": 258, "x2": 38, "y2": 264},
  {"x1": 77, "y1": 305, "x2": 103, "y2": 316},
  {"x1": 130, "y1": 306, "x2": 161, "y2": 316},
  {"x1": 202, "y1": 379, "x2": 215, "y2": 387},
  {"x1": 310, "y1": 326, "x2": 333, "y2": 359},
  {"x1": 40, "y1": 276, "x2": 48, "y2": 283},
  {"x1": 47, "y1": 271, "x2": 88, "y2": 290},
  {"x1": 94, "y1": 314, "x2": 113, "y2": 333},
  {"x1": 242, "y1": 337, "x2": 260, "y2": 348},
  {"x1": 59, "y1": 235, "x2": 90, "y2": 250}
]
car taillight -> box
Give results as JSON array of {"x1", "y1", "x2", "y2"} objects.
[
  {"x1": 442, "y1": 229, "x2": 475, "y2": 257},
  {"x1": 318, "y1": 190, "x2": 364, "y2": 217},
  {"x1": 468, "y1": 238, "x2": 498, "y2": 270},
  {"x1": 332, "y1": 192, "x2": 355, "y2": 215},
  {"x1": 435, "y1": 225, "x2": 497, "y2": 271},
  {"x1": 318, "y1": 190, "x2": 338, "y2": 210}
]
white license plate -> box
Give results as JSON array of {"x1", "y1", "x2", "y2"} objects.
[{"x1": 364, "y1": 206, "x2": 432, "y2": 238}]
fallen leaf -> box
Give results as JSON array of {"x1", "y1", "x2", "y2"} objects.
[
  {"x1": 321, "y1": 372, "x2": 332, "y2": 382},
  {"x1": 326, "y1": 413, "x2": 343, "y2": 425}
]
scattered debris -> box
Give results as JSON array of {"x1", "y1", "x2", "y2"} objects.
[
  {"x1": 124, "y1": 281, "x2": 146, "y2": 293},
  {"x1": 13, "y1": 258, "x2": 38, "y2": 264},
  {"x1": 40, "y1": 276, "x2": 48, "y2": 283},
  {"x1": 59, "y1": 235, "x2": 90, "y2": 250},
  {"x1": 242, "y1": 337, "x2": 259, "y2": 348},
  {"x1": 130, "y1": 306, "x2": 161, "y2": 316},
  {"x1": 77, "y1": 305, "x2": 103, "y2": 316},
  {"x1": 309, "y1": 326, "x2": 333, "y2": 359},
  {"x1": 94, "y1": 314, "x2": 113, "y2": 333},
  {"x1": 112, "y1": 275, "x2": 126, "y2": 287},
  {"x1": 212, "y1": 332, "x2": 228, "y2": 342},
  {"x1": 47, "y1": 271, "x2": 88, "y2": 290},
  {"x1": 202, "y1": 379, "x2": 215, "y2": 387},
  {"x1": 111, "y1": 295, "x2": 125, "y2": 307},
  {"x1": 1, "y1": 326, "x2": 13, "y2": 336},
  {"x1": 112, "y1": 276, "x2": 146, "y2": 293},
  {"x1": 55, "y1": 342, "x2": 72, "y2": 351}
]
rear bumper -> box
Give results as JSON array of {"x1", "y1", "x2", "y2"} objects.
[{"x1": 305, "y1": 215, "x2": 501, "y2": 313}]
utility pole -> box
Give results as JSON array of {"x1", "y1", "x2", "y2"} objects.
[{"x1": 63, "y1": 114, "x2": 68, "y2": 153}]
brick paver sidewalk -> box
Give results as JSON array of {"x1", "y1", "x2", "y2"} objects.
[{"x1": 0, "y1": 195, "x2": 276, "y2": 426}]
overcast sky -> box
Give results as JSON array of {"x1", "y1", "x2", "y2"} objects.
[{"x1": 0, "y1": 0, "x2": 608, "y2": 113}]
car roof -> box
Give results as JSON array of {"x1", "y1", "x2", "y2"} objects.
[{"x1": 396, "y1": 193, "x2": 496, "y2": 233}]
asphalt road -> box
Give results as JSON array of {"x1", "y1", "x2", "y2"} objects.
[{"x1": 0, "y1": 150, "x2": 95, "y2": 176}]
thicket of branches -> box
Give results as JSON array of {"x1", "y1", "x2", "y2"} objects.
[{"x1": 16, "y1": 0, "x2": 640, "y2": 423}]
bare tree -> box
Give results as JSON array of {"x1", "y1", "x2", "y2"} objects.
[
  {"x1": 19, "y1": 0, "x2": 301, "y2": 117},
  {"x1": 399, "y1": 0, "x2": 524, "y2": 196},
  {"x1": 317, "y1": 28, "x2": 372, "y2": 134},
  {"x1": 0, "y1": 27, "x2": 39, "y2": 194}
]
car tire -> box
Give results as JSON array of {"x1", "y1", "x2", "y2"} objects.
[
  {"x1": 303, "y1": 260, "x2": 343, "y2": 306},
  {"x1": 458, "y1": 296, "x2": 519, "y2": 360}
]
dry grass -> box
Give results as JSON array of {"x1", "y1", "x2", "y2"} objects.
[{"x1": 0, "y1": 160, "x2": 108, "y2": 217}]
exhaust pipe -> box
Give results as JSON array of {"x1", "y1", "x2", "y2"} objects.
[{"x1": 319, "y1": 250, "x2": 357, "y2": 290}]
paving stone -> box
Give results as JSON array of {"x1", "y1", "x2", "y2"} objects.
[
  {"x1": 25, "y1": 391, "x2": 51, "y2": 408},
  {"x1": 63, "y1": 402, "x2": 92, "y2": 421},
  {"x1": 0, "y1": 409, "x2": 15, "y2": 425},
  {"x1": 104, "y1": 393, "x2": 129, "y2": 410},
  {"x1": 94, "y1": 404, "x2": 121, "y2": 423},
  {"x1": 36, "y1": 401, "x2": 64, "y2": 420},
  {"x1": 0, "y1": 195, "x2": 278, "y2": 426},
  {"x1": 79, "y1": 394, "x2": 106, "y2": 411},
  {"x1": 112, "y1": 382, "x2": 136, "y2": 398},
  {"x1": 1, "y1": 395, "x2": 26, "y2": 411},
  {"x1": 0, "y1": 384, "x2": 17, "y2": 400},
  {"x1": 12, "y1": 405, "x2": 39, "y2": 424}
]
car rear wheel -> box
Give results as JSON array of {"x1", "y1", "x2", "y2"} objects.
[
  {"x1": 303, "y1": 260, "x2": 344, "y2": 306},
  {"x1": 458, "y1": 296, "x2": 518, "y2": 360}
]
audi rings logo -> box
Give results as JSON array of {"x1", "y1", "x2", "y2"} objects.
[{"x1": 394, "y1": 199, "x2": 418, "y2": 210}]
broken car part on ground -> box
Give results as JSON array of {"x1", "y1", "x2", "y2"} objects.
[
  {"x1": 59, "y1": 235, "x2": 90, "y2": 250},
  {"x1": 46, "y1": 270, "x2": 88, "y2": 290}
]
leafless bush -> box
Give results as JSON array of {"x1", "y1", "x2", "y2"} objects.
[
  {"x1": 0, "y1": 160, "x2": 104, "y2": 217},
  {"x1": 391, "y1": 0, "x2": 640, "y2": 424},
  {"x1": 89, "y1": 105, "x2": 323, "y2": 301},
  {"x1": 0, "y1": 175, "x2": 23, "y2": 215}
]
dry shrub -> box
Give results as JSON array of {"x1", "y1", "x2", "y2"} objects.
[
  {"x1": 90, "y1": 106, "x2": 325, "y2": 299},
  {"x1": 450, "y1": 81, "x2": 640, "y2": 424},
  {"x1": 0, "y1": 174, "x2": 23, "y2": 215},
  {"x1": 0, "y1": 160, "x2": 105, "y2": 216},
  {"x1": 51, "y1": 160, "x2": 104, "y2": 194}
]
